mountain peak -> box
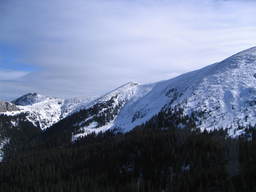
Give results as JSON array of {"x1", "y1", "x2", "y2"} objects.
[
  {"x1": 112, "y1": 46, "x2": 256, "y2": 134},
  {"x1": 217, "y1": 46, "x2": 256, "y2": 70},
  {"x1": 100, "y1": 82, "x2": 139, "y2": 100},
  {"x1": 126, "y1": 81, "x2": 140, "y2": 86},
  {"x1": 12, "y1": 93, "x2": 49, "y2": 106},
  {"x1": 115, "y1": 81, "x2": 139, "y2": 89}
]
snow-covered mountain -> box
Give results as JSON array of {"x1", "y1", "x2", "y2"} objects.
[
  {"x1": 114, "y1": 46, "x2": 256, "y2": 136},
  {"x1": 67, "y1": 46, "x2": 256, "y2": 139},
  {"x1": 2, "y1": 46, "x2": 256, "y2": 141},
  {"x1": 70, "y1": 82, "x2": 141, "y2": 140},
  {"x1": 12, "y1": 93, "x2": 50, "y2": 106},
  {"x1": 0, "y1": 93, "x2": 94, "y2": 130}
]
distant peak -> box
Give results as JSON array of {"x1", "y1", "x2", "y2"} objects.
[
  {"x1": 118, "y1": 82, "x2": 140, "y2": 89},
  {"x1": 20, "y1": 92, "x2": 44, "y2": 99},
  {"x1": 108, "y1": 82, "x2": 139, "y2": 93},
  {"x1": 23, "y1": 93, "x2": 40, "y2": 97},
  {"x1": 96, "y1": 82, "x2": 140, "y2": 103},
  {"x1": 12, "y1": 92, "x2": 49, "y2": 106}
]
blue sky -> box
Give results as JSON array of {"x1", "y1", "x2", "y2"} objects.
[
  {"x1": 0, "y1": 44, "x2": 33, "y2": 71},
  {"x1": 1, "y1": 0, "x2": 256, "y2": 100}
]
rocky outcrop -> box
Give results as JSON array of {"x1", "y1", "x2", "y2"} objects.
[{"x1": 0, "y1": 102, "x2": 19, "y2": 113}]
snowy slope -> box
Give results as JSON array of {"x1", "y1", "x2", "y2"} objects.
[
  {"x1": 114, "y1": 46, "x2": 256, "y2": 136},
  {"x1": 60, "y1": 97, "x2": 96, "y2": 118},
  {"x1": 1, "y1": 93, "x2": 94, "y2": 130},
  {"x1": 71, "y1": 46, "x2": 256, "y2": 139},
  {"x1": 72, "y1": 82, "x2": 142, "y2": 140},
  {"x1": 17, "y1": 97, "x2": 64, "y2": 129},
  {"x1": 13, "y1": 93, "x2": 50, "y2": 106}
]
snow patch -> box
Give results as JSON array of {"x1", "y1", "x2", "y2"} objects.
[
  {"x1": 72, "y1": 121, "x2": 114, "y2": 142},
  {"x1": 0, "y1": 138, "x2": 10, "y2": 162}
]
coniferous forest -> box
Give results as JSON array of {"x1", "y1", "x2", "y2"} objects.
[{"x1": 1, "y1": 111, "x2": 256, "y2": 192}]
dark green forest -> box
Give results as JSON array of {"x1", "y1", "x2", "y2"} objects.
[{"x1": 1, "y1": 110, "x2": 256, "y2": 192}]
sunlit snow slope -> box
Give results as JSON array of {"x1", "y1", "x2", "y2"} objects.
[
  {"x1": 8, "y1": 93, "x2": 93, "y2": 130},
  {"x1": 115, "y1": 47, "x2": 256, "y2": 136},
  {"x1": 70, "y1": 46, "x2": 256, "y2": 138}
]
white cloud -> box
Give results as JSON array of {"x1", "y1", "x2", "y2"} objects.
[{"x1": 0, "y1": 0, "x2": 256, "y2": 99}]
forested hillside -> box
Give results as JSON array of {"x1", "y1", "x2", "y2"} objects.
[{"x1": 1, "y1": 110, "x2": 256, "y2": 192}]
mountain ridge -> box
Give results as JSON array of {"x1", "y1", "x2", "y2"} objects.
[
  {"x1": 114, "y1": 46, "x2": 256, "y2": 135},
  {"x1": 1, "y1": 46, "x2": 256, "y2": 140}
]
